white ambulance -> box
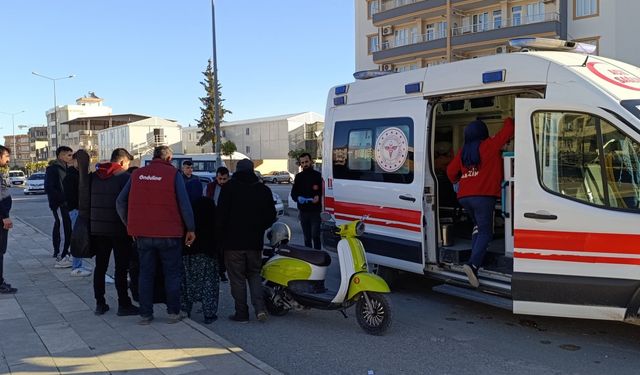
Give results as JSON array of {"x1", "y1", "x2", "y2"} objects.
[{"x1": 322, "y1": 38, "x2": 640, "y2": 322}]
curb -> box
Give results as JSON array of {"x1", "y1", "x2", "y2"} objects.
[
  {"x1": 14, "y1": 216, "x2": 282, "y2": 375},
  {"x1": 183, "y1": 319, "x2": 283, "y2": 375}
]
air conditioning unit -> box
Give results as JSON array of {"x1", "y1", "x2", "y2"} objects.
[
  {"x1": 496, "y1": 46, "x2": 507, "y2": 54},
  {"x1": 381, "y1": 64, "x2": 395, "y2": 72},
  {"x1": 382, "y1": 25, "x2": 393, "y2": 36}
]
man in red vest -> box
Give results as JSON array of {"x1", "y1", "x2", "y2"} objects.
[{"x1": 116, "y1": 146, "x2": 195, "y2": 325}]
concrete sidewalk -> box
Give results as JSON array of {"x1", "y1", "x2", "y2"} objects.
[{"x1": 0, "y1": 218, "x2": 282, "y2": 375}]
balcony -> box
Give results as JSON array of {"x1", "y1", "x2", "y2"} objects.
[
  {"x1": 373, "y1": 32, "x2": 447, "y2": 63},
  {"x1": 373, "y1": 0, "x2": 446, "y2": 26},
  {"x1": 451, "y1": 12, "x2": 562, "y2": 48}
]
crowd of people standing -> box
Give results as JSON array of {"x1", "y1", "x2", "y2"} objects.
[{"x1": 0, "y1": 144, "x2": 325, "y2": 327}]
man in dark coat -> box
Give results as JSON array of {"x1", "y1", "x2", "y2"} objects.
[
  {"x1": 91, "y1": 148, "x2": 138, "y2": 316},
  {"x1": 0, "y1": 146, "x2": 15, "y2": 294},
  {"x1": 45, "y1": 146, "x2": 74, "y2": 266},
  {"x1": 217, "y1": 159, "x2": 276, "y2": 323},
  {"x1": 291, "y1": 152, "x2": 323, "y2": 249}
]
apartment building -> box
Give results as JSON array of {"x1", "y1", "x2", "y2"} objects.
[
  {"x1": 44, "y1": 92, "x2": 112, "y2": 158},
  {"x1": 96, "y1": 116, "x2": 181, "y2": 161},
  {"x1": 356, "y1": 0, "x2": 640, "y2": 72},
  {"x1": 28, "y1": 126, "x2": 48, "y2": 162},
  {"x1": 3, "y1": 134, "x2": 30, "y2": 167},
  {"x1": 220, "y1": 112, "x2": 324, "y2": 173}
]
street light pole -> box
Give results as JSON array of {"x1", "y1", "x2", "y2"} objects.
[
  {"x1": 211, "y1": 0, "x2": 222, "y2": 167},
  {"x1": 0, "y1": 111, "x2": 25, "y2": 160},
  {"x1": 31, "y1": 72, "x2": 75, "y2": 157}
]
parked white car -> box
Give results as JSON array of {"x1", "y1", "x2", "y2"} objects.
[
  {"x1": 24, "y1": 172, "x2": 45, "y2": 194},
  {"x1": 8, "y1": 170, "x2": 26, "y2": 187}
]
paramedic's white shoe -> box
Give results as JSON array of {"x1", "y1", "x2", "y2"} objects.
[{"x1": 463, "y1": 264, "x2": 480, "y2": 288}]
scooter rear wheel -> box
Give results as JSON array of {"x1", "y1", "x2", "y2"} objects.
[
  {"x1": 263, "y1": 286, "x2": 289, "y2": 316},
  {"x1": 355, "y1": 292, "x2": 392, "y2": 335}
]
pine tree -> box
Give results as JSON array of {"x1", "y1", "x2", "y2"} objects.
[{"x1": 195, "y1": 59, "x2": 231, "y2": 150}]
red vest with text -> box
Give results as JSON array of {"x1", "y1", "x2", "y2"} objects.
[{"x1": 127, "y1": 159, "x2": 184, "y2": 237}]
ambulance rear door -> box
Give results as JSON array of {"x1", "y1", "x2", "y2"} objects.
[
  {"x1": 326, "y1": 98, "x2": 428, "y2": 274},
  {"x1": 513, "y1": 98, "x2": 640, "y2": 321}
]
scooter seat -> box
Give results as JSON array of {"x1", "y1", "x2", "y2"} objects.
[{"x1": 278, "y1": 244, "x2": 332, "y2": 267}]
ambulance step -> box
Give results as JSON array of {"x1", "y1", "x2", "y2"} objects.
[{"x1": 432, "y1": 284, "x2": 513, "y2": 311}]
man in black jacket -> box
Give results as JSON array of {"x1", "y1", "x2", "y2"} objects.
[
  {"x1": 291, "y1": 153, "x2": 323, "y2": 249},
  {"x1": 217, "y1": 159, "x2": 276, "y2": 323},
  {"x1": 0, "y1": 146, "x2": 15, "y2": 294},
  {"x1": 91, "y1": 148, "x2": 138, "y2": 316},
  {"x1": 45, "y1": 146, "x2": 74, "y2": 267}
]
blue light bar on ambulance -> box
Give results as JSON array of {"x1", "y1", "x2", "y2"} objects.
[
  {"x1": 482, "y1": 70, "x2": 506, "y2": 84},
  {"x1": 405, "y1": 82, "x2": 422, "y2": 94},
  {"x1": 335, "y1": 85, "x2": 348, "y2": 95},
  {"x1": 334, "y1": 96, "x2": 347, "y2": 106},
  {"x1": 509, "y1": 37, "x2": 597, "y2": 54}
]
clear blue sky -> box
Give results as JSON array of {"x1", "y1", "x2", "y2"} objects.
[{"x1": 0, "y1": 0, "x2": 355, "y2": 138}]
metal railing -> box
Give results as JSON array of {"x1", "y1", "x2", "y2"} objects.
[
  {"x1": 380, "y1": 0, "x2": 420, "y2": 12},
  {"x1": 451, "y1": 12, "x2": 559, "y2": 36},
  {"x1": 380, "y1": 30, "x2": 447, "y2": 50}
]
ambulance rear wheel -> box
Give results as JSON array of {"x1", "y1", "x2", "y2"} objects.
[
  {"x1": 356, "y1": 292, "x2": 392, "y2": 335},
  {"x1": 371, "y1": 264, "x2": 397, "y2": 288}
]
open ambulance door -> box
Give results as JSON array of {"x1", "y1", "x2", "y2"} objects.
[{"x1": 513, "y1": 98, "x2": 640, "y2": 321}]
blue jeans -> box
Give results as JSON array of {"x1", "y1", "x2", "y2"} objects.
[
  {"x1": 136, "y1": 237, "x2": 183, "y2": 317},
  {"x1": 68, "y1": 210, "x2": 83, "y2": 270},
  {"x1": 458, "y1": 196, "x2": 496, "y2": 268}
]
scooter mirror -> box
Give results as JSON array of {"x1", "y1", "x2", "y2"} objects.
[{"x1": 320, "y1": 212, "x2": 332, "y2": 221}]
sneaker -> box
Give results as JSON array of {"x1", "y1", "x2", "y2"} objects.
[
  {"x1": 117, "y1": 305, "x2": 140, "y2": 316},
  {"x1": 256, "y1": 311, "x2": 268, "y2": 323},
  {"x1": 228, "y1": 314, "x2": 249, "y2": 323},
  {"x1": 138, "y1": 316, "x2": 154, "y2": 325},
  {"x1": 179, "y1": 310, "x2": 190, "y2": 319},
  {"x1": 204, "y1": 315, "x2": 218, "y2": 324},
  {"x1": 94, "y1": 303, "x2": 110, "y2": 315},
  {"x1": 219, "y1": 273, "x2": 228, "y2": 282},
  {"x1": 70, "y1": 268, "x2": 92, "y2": 277},
  {"x1": 167, "y1": 313, "x2": 182, "y2": 324},
  {"x1": 0, "y1": 282, "x2": 17, "y2": 294},
  {"x1": 54, "y1": 256, "x2": 72, "y2": 269},
  {"x1": 463, "y1": 264, "x2": 480, "y2": 288}
]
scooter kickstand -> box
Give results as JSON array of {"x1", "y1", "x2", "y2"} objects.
[{"x1": 339, "y1": 310, "x2": 348, "y2": 319}]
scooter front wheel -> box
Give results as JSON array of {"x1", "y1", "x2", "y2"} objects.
[{"x1": 355, "y1": 292, "x2": 392, "y2": 335}]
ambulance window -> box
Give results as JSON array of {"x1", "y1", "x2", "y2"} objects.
[
  {"x1": 532, "y1": 111, "x2": 640, "y2": 211},
  {"x1": 333, "y1": 118, "x2": 414, "y2": 183}
]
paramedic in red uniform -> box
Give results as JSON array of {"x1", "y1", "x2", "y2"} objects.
[
  {"x1": 116, "y1": 146, "x2": 196, "y2": 325},
  {"x1": 447, "y1": 117, "x2": 514, "y2": 288}
]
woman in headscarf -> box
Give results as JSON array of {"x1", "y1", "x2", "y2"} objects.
[{"x1": 447, "y1": 117, "x2": 514, "y2": 288}]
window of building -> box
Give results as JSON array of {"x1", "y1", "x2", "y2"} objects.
[
  {"x1": 532, "y1": 111, "x2": 640, "y2": 211},
  {"x1": 246, "y1": 145, "x2": 251, "y2": 154},
  {"x1": 332, "y1": 117, "x2": 414, "y2": 183},
  {"x1": 367, "y1": 34, "x2": 379, "y2": 54},
  {"x1": 425, "y1": 24, "x2": 435, "y2": 41},
  {"x1": 437, "y1": 21, "x2": 447, "y2": 38},
  {"x1": 526, "y1": 2, "x2": 545, "y2": 23},
  {"x1": 512, "y1": 6, "x2": 522, "y2": 26},
  {"x1": 493, "y1": 10, "x2": 502, "y2": 29},
  {"x1": 472, "y1": 12, "x2": 489, "y2": 32},
  {"x1": 367, "y1": 0, "x2": 379, "y2": 19},
  {"x1": 245, "y1": 128, "x2": 250, "y2": 135},
  {"x1": 394, "y1": 28, "x2": 409, "y2": 47},
  {"x1": 575, "y1": 0, "x2": 598, "y2": 18}
]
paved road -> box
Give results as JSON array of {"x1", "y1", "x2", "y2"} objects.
[{"x1": 10, "y1": 187, "x2": 640, "y2": 375}]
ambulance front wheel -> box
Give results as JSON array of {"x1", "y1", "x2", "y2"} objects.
[{"x1": 356, "y1": 292, "x2": 392, "y2": 335}]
